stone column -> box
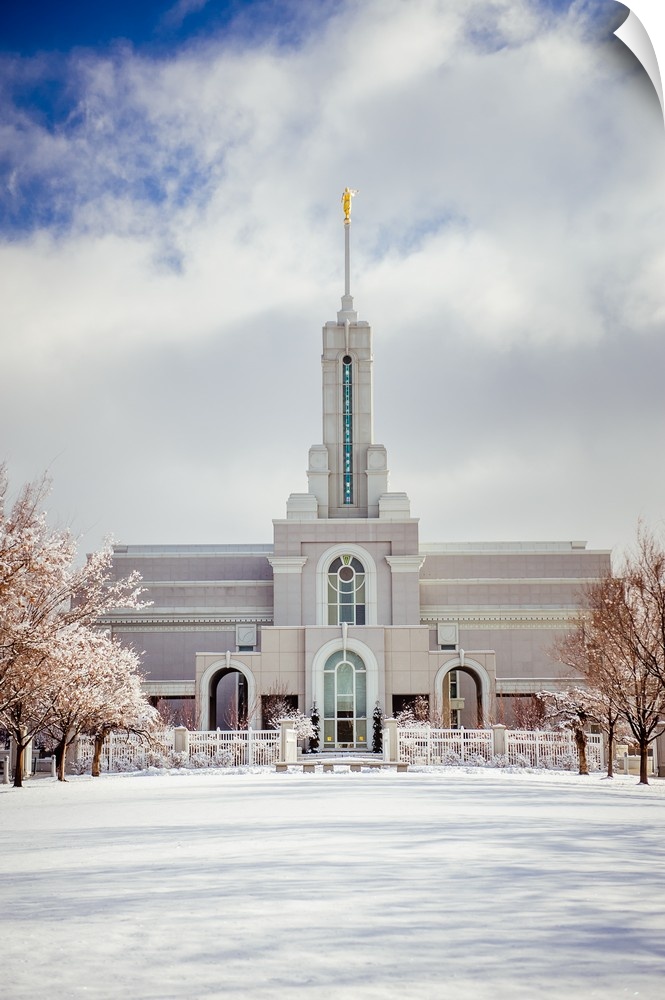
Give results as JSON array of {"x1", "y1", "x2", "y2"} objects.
[
  {"x1": 10, "y1": 733, "x2": 33, "y2": 779},
  {"x1": 492, "y1": 724, "x2": 507, "y2": 758},
  {"x1": 174, "y1": 727, "x2": 190, "y2": 755},
  {"x1": 279, "y1": 718, "x2": 298, "y2": 763},
  {"x1": 383, "y1": 718, "x2": 398, "y2": 762},
  {"x1": 654, "y1": 722, "x2": 665, "y2": 777}
]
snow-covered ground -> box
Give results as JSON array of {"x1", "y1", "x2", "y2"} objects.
[{"x1": 2, "y1": 766, "x2": 665, "y2": 1000}]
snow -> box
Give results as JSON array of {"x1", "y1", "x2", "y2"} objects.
[{"x1": 2, "y1": 767, "x2": 665, "y2": 1000}]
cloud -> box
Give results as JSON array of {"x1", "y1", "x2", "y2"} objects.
[
  {"x1": 0, "y1": 0, "x2": 663, "y2": 559},
  {"x1": 160, "y1": 0, "x2": 212, "y2": 34}
]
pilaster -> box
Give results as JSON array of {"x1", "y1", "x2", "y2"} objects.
[
  {"x1": 386, "y1": 554, "x2": 425, "y2": 626},
  {"x1": 268, "y1": 556, "x2": 308, "y2": 626}
]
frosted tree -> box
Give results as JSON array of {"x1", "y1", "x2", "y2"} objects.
[
  {"x1": 395, "y1": 695, "x2": 430, "y2": 728},
  {"x1": 0, "y1": 469, "x2": 146, "y2": 786},
  {"x1": 83, "y1": 645, "x2": 158, "y2": 777},
  {"x1": 44, "y1": 630, "x2": 156, "y2": 781},
  {"x1": 538, "y1": 689, "x2": 594, "y2": 775},
  {"x1": 310, "y1": 703, "x2": 320, "y2": 752}
]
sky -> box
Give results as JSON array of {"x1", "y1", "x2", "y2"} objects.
[{"x1": 1, "y1": 0, "x2": 664, "y2": 561}]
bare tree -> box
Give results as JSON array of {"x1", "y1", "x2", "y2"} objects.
[
  {"x1": 155, "y1": 698, "x2": 199, "y2": 730},
  {"x1": 620, "y1": 525, "x2": 665, "y2": 689},
  {"x1": 512, "y1": 694, "x2": 547, "y2": 731},
  {"x1": 554, "y1": 525, "x2": 665, "y2": 785}
]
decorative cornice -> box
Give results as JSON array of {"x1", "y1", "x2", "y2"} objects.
[
  {"x1": 142, "y1": 681, "x2": 196, "y2": 696},
  {"x1": 496, "y1": 676, "x2": 582, "y2": 694},
  {"x1": 419, "y1": 577, "x2": 601, "y2": 586},
  {"x1": 385, "y1": 555, "x2": 426, "y2": 574},
  {"x1": 420, "y1": 607, "x2": 578, "y2": 629},
  {"x1": 100, "y1": 613, "x2": 273, "y2": 629},
  {"x1": 141, "y1": 580, "x2": 273, "y2": 589},
  {"x1": 267, "y1": 556, "x2": 308, "y2": 574}
]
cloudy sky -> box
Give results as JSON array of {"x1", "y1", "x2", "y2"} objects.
[{"x1": 1, "y1": 0, "x2": 663, "y2": 560}]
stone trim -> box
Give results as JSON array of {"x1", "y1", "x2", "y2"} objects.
[
  {"x1": 496, "y1": 677, "x2": 581, "y2": 694},
  {"x1": 100, "y1": 613, "x2": 273, "y2": 628},
  {"x1": 142, "y1": 580, "x2": 273, "y2": 588},
  {"x1": 420, "y1": 577, "x2": 602, "y2": 586},
  {"x1": 385, "y1": 555, "x2": 426, "y2": 574},
  {"x1": 267, "y1": 556, "x2": 308, "y2": 574},
  {"x1": 142, "y1": 681, "x2": 196, "y2": 696}
]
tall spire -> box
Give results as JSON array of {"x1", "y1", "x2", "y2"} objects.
[{"x1": 338, "y1": 187, "x2": 358, "y2": 323}]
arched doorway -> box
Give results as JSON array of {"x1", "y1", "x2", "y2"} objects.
[
  {"x1": 209, "y1": 668, "x2": 248, "y2": 731},
  {"x1": 323, "y1": 650, "x2": 367, "y2": 749},
  {"x1": 435, "y1": 658, "x2": 492, "y2": 729}
]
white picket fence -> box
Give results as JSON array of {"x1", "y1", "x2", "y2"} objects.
[
  {"x1": 75, "y1": 728, "x2": 280, "y2": 773},
  {"x1": 397, "y1": 727, "x2": 604, "y2": 771},
  {"x1": 76, "y1": 726, "x2": 604, "y2": 773},
  {"x1": 397, "y1": 728, "x2": 494, "y2": 765},
  {"x1": 506, "y1": 730, "x2": 604, "y2": 771}
]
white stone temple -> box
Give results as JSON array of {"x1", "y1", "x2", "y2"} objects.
[{"x1": 103, "y1": 196, "x2": 610, "y2": 743}]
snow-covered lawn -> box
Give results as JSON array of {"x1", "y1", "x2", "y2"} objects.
[{"x1": 2, "y1": 767, "x2": 665, "y2": 1000}]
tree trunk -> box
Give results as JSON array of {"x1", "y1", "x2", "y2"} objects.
[
  {"x1": 606, "y1": 725, "x2": 614, "y2": 778},
  {"x1": 55, "y1": 735, "x2": 67, "y2": 782},
  {"x1": 91, "y1": 731, "x2": 107, "y2": 777},
  {"x1": 639, "y1": 739, "x2": 649, "y2": 785},
  {"x1": 13, "y1": 740, "x2": 26, "y2": 788},
  {"x1": 574, "y1": 728, "x2": 589, "y2": 775}
]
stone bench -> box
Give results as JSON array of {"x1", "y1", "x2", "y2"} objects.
[{"x1": 276, "y1": 758, "x2": 408, "y2": 773}]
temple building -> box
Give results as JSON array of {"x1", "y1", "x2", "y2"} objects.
[{"x1": 103, "y1": 194, "x2": 610, "y2": 744}]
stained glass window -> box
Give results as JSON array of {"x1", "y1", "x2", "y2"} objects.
[
  {"x1": 342, "y1": 355, "x2": 353, "y2": 505},
  {"x1": 327, "y1": 555, "x2": 366, "y2": 625}
]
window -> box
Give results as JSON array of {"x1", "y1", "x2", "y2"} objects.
[
  {"x1": 327, "y1": 555, "x2": 366, "y2": 625},
  {"x1": 323, "y1": 650, "x2": 367, "y2": 747},
  {"x1": 342, "y1": 354, "x2": 353, "y2": 504}
]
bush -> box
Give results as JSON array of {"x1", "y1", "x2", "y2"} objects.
[
  {"x1": 189, "y1": 752, "x2": 211, "y2": 769},
  {"x1": 513, "y1": 753, "x2": 532, "y2": 768}
]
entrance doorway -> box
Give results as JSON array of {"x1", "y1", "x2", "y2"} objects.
[
  {"x1": 440, "y1": 667, "x2": 484, "y2": 728},
  {"x1": 323, "y1": 650, "x2": 367, "y2": 749},
  {"x1": 209, "y1": 668, "x2": 248, "y2": 730}
]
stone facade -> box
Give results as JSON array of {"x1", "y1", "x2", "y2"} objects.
[{"x1": 103, "y1": 229, "x2": 610, "y2": 740}]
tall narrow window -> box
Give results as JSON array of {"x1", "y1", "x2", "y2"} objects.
[
  {"x1": 342, "y1": 354, "x2": 353, "y2": 504},
  {"x1": 323, "y1": 650, "x2": 367, "y2": 747},
  {"x1": 327, "y1": 555, "x2": 366, "y2": 625}
]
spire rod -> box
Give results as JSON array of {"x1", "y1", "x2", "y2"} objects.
[
  {"x1": 345, "y1": 222, "x2": 351, "y2": 298},
  {"x1": 338, "y1": 187, "x2": 358, "y2": 322}
]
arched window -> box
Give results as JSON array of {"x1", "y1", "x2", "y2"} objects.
[
  {"x1": 327, "y1": 555, "x2": 366, "y2": 625},
  {"x1": 323, "y1": 650, "x2": 367, "y2": 747}
]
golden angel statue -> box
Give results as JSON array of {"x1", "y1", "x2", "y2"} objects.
[{"x1": 341, "y1": 187, "x2": 358, "y2": 223}]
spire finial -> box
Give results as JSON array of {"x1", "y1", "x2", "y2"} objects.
[{"x1": 341, "y1": 187, "x2": 358, "y2": 225}]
